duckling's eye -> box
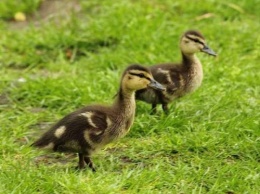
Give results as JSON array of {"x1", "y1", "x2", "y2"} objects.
[
  {"x1": 193, "y1": 39, "x2": 204, "y2": 46},
  {"x1": 139, "y1": 73, "x2": 145, "y2": 78},
  {"x1": 129, "y1": 72, "x2": 148, "y2": 79}
]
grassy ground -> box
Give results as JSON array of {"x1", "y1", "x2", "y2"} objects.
[
  {"x1": 0, "y1": 0, "x2": 40, "y2": 20},
  {"x1": 0, "y1": 0, "x2": 259, "y2": 193}
]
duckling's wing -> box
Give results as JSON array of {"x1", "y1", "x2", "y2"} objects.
[{"x1": 151, "y1": 66, "x2": 181, "y2": 89}]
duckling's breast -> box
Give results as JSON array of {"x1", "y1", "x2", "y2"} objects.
[
  {"x1": 107, "y1": 113, "x2": 134, "y2": 140},
  {"x1": 136, "y1": 88, "x2": 159, "y2": 104},
  {"x1": 184, "y1": 62, "x2": 203, "y2": 93}
]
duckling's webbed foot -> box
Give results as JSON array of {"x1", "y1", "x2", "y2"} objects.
[
  {"x1": 84, "y1": 156, "x2": 96, "y2": 172},
  {"x1": 78, "y1": 153, "x2": 86, "y2": 169},
  {"x1": 151, "y1": 104, "x2": 157, "y2": 114},
  {"x1": 162, "y1": 103, "x2": 169, "y2": 114},
  {"x1": 77, "y1": 153, "x2": 96, "y2": 171}
]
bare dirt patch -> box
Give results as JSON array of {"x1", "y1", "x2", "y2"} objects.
[{"x1": 8, "y1": 0, "x2": 81, "y2": 29}]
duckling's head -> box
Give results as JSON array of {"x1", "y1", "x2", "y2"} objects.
[
  {"x1": 180, "y1": 30, "x2": 216, "y2": 56},
  {"x1": 121, "y1": 65, "x2": 165, "y2": 91}
]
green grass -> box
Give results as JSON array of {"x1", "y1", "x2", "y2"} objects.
[
  {"x1": 0, "y1": 0, "x2": 41, "y2": 20},
  {"x1": 0, "y1": 0, "x2": 259, "y2": 193}
]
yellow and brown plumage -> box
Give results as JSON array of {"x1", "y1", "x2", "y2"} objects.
[
  {"x1": 136, "y1": 30, "x2": 217, "y2": 113},
  {"x1": 31, "y1": 64, "x2": 165, "y2": 171}
]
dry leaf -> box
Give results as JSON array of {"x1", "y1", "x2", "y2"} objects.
[{"x1": 195, "y1": 13, "x2": 215, "y2": 21}]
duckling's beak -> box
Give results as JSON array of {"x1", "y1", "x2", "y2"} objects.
[
  {"x1": 148, "y1": 79, "x2": 166, "y2": 91},
  {"x1": 202, "y1": 45, "x2": 217, "y2": 56}
]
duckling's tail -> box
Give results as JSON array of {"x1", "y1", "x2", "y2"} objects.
[
  {"x1": 31, "y1": 139, "x2": 47, "y2": 147},
  {"x1": 31, "y1": 133, "x2": 55, "y2": 149}
]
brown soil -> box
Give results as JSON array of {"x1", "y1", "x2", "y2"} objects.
[{"x1": 8, "y1": 0, "x2": 81, "y2": 29}]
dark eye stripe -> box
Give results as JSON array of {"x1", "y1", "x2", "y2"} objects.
[
  {"x1": 129, "y1": 72, "x2": 151, "y2": 81},
  {"x1": 186, "y1": 36, "x2": 204, "y2": 45}
]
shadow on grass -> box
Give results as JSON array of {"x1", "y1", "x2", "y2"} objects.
[{"x1": 3, "y1": 36, "x2": 119, "y2": 69}]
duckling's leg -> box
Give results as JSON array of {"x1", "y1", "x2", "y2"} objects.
[
  {"x1": 78, "y1": 153, "x2": 86, "y2": 169},
  {"x1": 84, "y1": 156, "x2": 96, "y2": 172},
  {"x1": 162, "y1": 103, "x2": 169, "y2": 114},
  {"x1": 151, "y1": 104, "x2": 157, "y2": 114}
]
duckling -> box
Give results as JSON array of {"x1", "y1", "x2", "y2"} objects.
[
  {"x1": 136, "y1": 30, "x2": 217, "y2": 114},
  {"x1": 31, "y1": 64, "x2": 165, "y2": 171}
]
